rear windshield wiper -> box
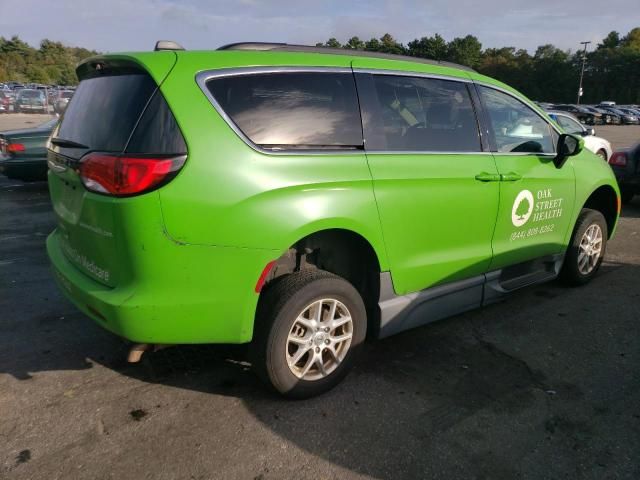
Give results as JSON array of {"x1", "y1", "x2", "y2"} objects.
[{"x1": 50, "y1": 137, "x2": 89, "y2": 149}]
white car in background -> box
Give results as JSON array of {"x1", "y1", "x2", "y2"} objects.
[{"x1": 547, "y1": 111, "x2": 613, "y2": 161}]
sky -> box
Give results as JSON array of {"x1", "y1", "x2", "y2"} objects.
[{"x1": 3, "y1": 0, "x2": 639, "y2": 54}]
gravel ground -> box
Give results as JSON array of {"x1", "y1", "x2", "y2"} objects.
[{"x1": 1, "y1": 117, "x2": 639, "y2": 480}]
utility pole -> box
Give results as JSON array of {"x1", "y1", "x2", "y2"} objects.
[{"x1": 577, "y1": 41, "x2": 591, "y2": 105}]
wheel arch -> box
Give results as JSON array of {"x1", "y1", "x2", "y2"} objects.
[
  {"x1": 258, "y1": 227, "x2": 385, "y2": 339},
  {"x1": 582, "y1": 184, "x2": 619, "y2": 238}
]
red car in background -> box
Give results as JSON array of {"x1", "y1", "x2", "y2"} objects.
[{"x1": 0, "y1": 91, "x2": 10, "y2": 113}]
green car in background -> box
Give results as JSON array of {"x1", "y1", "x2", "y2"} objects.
[
  {"x1": 14, "y1": 89, "x2": 49, "y2": 113},
  {"x1": 47, "y1": 42, "x2": 620, "y2": 398},
  {"x1": 0, "y1": 117, "x2": 57, "y2": 181}
]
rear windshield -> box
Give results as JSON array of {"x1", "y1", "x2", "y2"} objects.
[
  {"x1": 57, "y1": 73, "x2": 156, "y2": 152},
  {"x1": 206, "y1": 72, "x2": 363, "y2": 149},
  {"x1": 19, "y1": 90, "x2": 44, "y2": 99}
]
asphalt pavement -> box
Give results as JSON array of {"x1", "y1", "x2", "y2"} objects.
[{"x1": 1, "y1": 118, "x2": 639, "y2": 479}]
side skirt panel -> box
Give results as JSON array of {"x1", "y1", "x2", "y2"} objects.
[{"x1": 378, "y1": 253, "x2": 565, "y2": 339}]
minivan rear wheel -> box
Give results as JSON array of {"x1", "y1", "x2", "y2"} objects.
[
  {"x1": 561, "y1": 208, "x2": 607, "y2": 286},
  {"x1": 252, "y1": 269, "x2": 366, "y2": 398}
]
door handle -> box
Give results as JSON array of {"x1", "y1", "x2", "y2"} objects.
[
  {"x1": 501, "y1": 172, "x2": 523, "y2": 182},
  {"x1": 474, "y1": 172, "x2": 501, "y2": 182}
]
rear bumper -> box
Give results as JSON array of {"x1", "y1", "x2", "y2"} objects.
[
  {"x1": 47, "y1": 228, "x2": 277, "y2": 344},
  {"x1": 0, "y1": 157, "x2": 47, "y2": 180}
]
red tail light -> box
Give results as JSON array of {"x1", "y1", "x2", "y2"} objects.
[
  {"x1": 6, "y1": 143, "x2": 25, "y2": 153},
  {"x1": 609, "y1": 152, "x2": 628, "y2": 167},
  {"x1": 79, "y1": 153, "x2": 186, "y2": 196}
]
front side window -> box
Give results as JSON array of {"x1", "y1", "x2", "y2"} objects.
[
  {"x1": 206, "y1": 72, "x2": 362, "y2": 150},
  {"x1": 370, "y1": 75, "x2": 481, "y2": 152},
  {"x1": 556, "y1": 115, "x2": 584, "y2": 134},
  {"x1": 479, "y1": 86, "x2": 555, "y2": 154}
]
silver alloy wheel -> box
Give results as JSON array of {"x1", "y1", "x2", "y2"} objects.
[
  {"x1": 596, "y1": 150, "x2": 607, "y2": 161},
  {"x1": 578, "y1": 223, "x2": 603, "y2": 275},
  {"x1": 286, "y1": 298, "x2": 354, "y2": 381}
]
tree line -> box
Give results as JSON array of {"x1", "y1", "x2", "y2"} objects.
[
  {"x1": 316, "y1": 28, "x2": 640, "y2": 104},
  {"x1": 0, "y1": 36, "x2": 96, "y2": 86},
  {"x1": 1, "y1": 29, "x2": 638, "y2": 103}
]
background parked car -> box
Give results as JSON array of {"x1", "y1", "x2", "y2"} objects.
[
  {"x1": 53, "y1": 90, "x2": 74, "y2": 114},
  {"x1": 616, "y1": 106, "x2": 640, "y2": 121},
  {"x1": 0, "y1": 117, "x2": 57, "y2": 181},
  {"x1": 599, "y1": 106, "x2": 639, "y2": 125},
  {"x1": 14, "y1": 89, "x2": 48, "y2": 114},
  {"x1": 547, "y1": 111, "x2": 612, "y2": 161},
  {"x1": 580, "y1": 106, "x2": 613, "y2": 124},
  {"x1": 0, "y1": 91, "x2": 10, "y2": 113},
  {"x1": 609, "y1": 143, "x2": 640, "y2": 204},
  {"x1": 548, "y1": 104, "x2": 601, "y2": 125}
]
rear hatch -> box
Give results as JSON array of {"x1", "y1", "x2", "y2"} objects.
[{"x1": 48, "y1": 54, "x2": 187, "y2": 287}]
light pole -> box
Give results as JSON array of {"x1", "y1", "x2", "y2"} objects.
[{"x1": 576, "y1": 40, "x2": 591, "y2": 105}]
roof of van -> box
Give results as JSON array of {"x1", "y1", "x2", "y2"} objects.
[
  {"x1": 217, "y1": 42, "x2": 476, "y2": 73},
  {"x1": 77, "y1": 44, "x2": 528, "y2": 108}
]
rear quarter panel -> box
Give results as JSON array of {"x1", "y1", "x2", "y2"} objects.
[{"x1": 155, "y1": 52, "x2": 390, "y2": 270}]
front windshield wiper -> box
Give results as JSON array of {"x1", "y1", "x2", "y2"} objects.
[{"x1": 50, "y1": 137, "x2": 89, "y2": 149}]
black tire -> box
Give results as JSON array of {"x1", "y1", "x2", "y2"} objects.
[
  {"x1": 252, "y1": 269, "x2": 367, "y2": 399},
  {"x1": 595, "y1": 149, "x2": 607, "y2": 161},
  {"x1": 560, "y1": 208, "x2": 608, "y2": 286},
  {"x1": 620, "y1": 188, "x2": 635, "y2": 205}
]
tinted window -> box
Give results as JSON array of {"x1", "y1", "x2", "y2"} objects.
[
  {"x1": 479, "y1": 86, "x2": 554, "y2": 154},
  {"x1": 206, "y1": 72, "x2": 362, "y2": 149},
  {"x1": 126, "y1": 90, "x2": 187, "y2": 154},
  {"x1": 57, "y1": 73, "x2": 156, "y2": 152},
  {"x1": 370, "y1": 75, "x2": 481, "y2": 152}
]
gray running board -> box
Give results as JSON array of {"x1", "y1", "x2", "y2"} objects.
[{"x1": 378, "y1": 254, "x2": 564, "y2": 339}]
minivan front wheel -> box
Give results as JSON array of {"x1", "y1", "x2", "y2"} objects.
[
  {"x1": 253, "y1": 270, "x2": 366, "y2": 398},
  {"x1": 561, "y1": 208, "x2": 608, "y2": 285}
]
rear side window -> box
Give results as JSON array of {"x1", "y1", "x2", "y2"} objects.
[
  {"x1": 57, "y1": 73, "x2": 156, "y2": 152},
  {"x1": 370, "y1": 75, "x2": 481, "y2": 152},
  {"x1": 206, "y1": 72, "x2": 363, "y2": 149}
]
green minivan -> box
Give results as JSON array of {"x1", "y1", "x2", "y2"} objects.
[{"x1": 47, "y1": 42, "x2": 620, "y2": 398}]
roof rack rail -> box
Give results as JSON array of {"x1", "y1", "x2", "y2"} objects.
[
  {"x1": 217, "y1": 42, "x2": 475, "y2": 72},
  {"x1": 155, "y1": 40, "x2": 185, "y2": 52}
]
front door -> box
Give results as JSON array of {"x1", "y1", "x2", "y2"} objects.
[
  {"x1": 355, "y1": 70, "x2": 500, "y2": 295},
  {"x1": 476, "y1": 85, "x2": 576, "y2": 270}
]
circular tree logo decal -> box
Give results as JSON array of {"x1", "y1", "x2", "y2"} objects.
[{"x1": 512, "y1": 190, "x2": 534, "y2": 227}]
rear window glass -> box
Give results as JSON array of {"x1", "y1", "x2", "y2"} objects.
[
  {"x1": 57, "y1": 73, "x2": 156, "y2": 152},
  {"x1": 206, "y1": 72, "x2": 363, "y2": 149},
  {"x1": 126, "y1": 90, "x2": 187, "y2": 154},
  {"x1": 19, "y1": 90, "x2": 44, "y2": 99}
]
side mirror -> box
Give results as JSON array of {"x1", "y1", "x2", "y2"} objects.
[
  {"x1": 554, "y1": 134, "x2": 583, "y2": 168},
  {"x1": 585, "y1": 127, "x2": 595, "y2": 136}
]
